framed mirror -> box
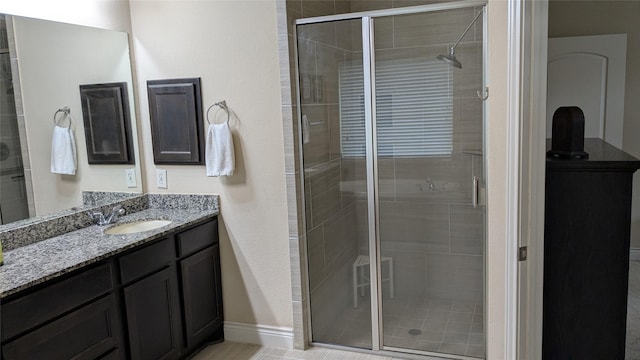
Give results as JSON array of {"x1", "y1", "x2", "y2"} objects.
[{"x1": 0, "y1": 14, "x2": 142, "y2": 225}]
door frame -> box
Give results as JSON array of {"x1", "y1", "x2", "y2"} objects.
[{"x1": 515, "y1": 0, "x2": 548, "y2": 359}]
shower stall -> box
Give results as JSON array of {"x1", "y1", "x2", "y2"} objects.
[{"x1": 296, "y1": 1, "x2": 486, "y2": 358}]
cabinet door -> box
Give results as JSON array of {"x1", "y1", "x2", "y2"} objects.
[
  {"x1": 124, "y1": 267, "x2": 182, "y2": 360},
  {"x1": 147, "y1": 78, "x2": 204, "y2": 164},
  {"x1": 180, "y1": 244, "x2": 223, "y2": 349},
  {"x1": 3, "y1": 295, "x2": 121, "y2": 360}
]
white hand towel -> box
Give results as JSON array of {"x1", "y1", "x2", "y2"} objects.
[
  {"x1": 206, "y1": 122, "x2": 235, "y2": 177},
  {"x1": 51, "y1": 125, "x2": 77, "y2": 175}
]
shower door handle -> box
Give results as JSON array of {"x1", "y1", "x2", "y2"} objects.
[{"x1": 472, "y1": 176, "x2": 480, "y2": 208}]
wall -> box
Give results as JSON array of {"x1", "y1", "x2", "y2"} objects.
[
  {"x1": 484, "y1": 1, "x2": 509, "y2": 358},
  {"x1": 548, "y1": 0, "x2": 640, "y2": 249},
  {"x1": 128, "y1": 1, "x2": 292, "y2": 330}
]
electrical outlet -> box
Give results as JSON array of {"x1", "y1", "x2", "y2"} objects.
[
  {"x1": 125, "y1": 169, "x2": 136, "y2": 188},
  {"x1": 156, "y1": 169, "x2": 167, "y2": 189}
]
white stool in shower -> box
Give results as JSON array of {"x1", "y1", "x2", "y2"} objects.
[{"x1": 352, "y1": 255, "x2": 394, "y2": 308}]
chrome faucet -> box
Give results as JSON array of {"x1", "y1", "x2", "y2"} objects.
[
  {"x1": 425, "y1": 178, "x2": 435, "y2": 191},
  {"x1": 416, "y1": 178, "x2": 436, "y2": 192},
  {"x1": 88, "y1": 205, "x2": 126, "y2": 226}
]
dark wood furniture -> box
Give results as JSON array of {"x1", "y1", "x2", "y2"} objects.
[
  {"x1": 543, "y1": 139, "x2": 640, "y2": 359},
  {"x1": 147, "y1": 78, "x2": 204, "y2": 165},
  {"x1": 1, "y1": 217, "x2": 222, "y2": 360},
  {"x1": 79, "y1": 82, "x2": 134, "y2": 164}
]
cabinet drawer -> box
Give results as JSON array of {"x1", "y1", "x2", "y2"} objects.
[
  {"x1": 3, "y1": 295, "x2": 121, "y2": 360},
  {"x1": 119, "y1": 238, "x2": 175, "y2": 284},
  {"x1": 177, "y1": 219, "x2": 217, "y2": 257},
  {"x1": 2, "y1": 262, "x2": 113, "y2": 341}
]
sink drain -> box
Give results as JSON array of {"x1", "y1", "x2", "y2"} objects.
[{"x1": 408, "y1": 329, "x2": 422, "y2": 336}]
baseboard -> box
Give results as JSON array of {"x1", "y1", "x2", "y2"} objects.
[
  {"x1": 631, "y1": 248, "x2": 640, "y2": 261},
  {"x1": 223, "y1": 321, "x2": 293, "y2": 349}
]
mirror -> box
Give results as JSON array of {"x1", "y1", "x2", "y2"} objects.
[{"x1": 0, "y1": 14, "x2": 141, "y2": 225}]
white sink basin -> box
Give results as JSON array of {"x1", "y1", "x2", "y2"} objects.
[{"x1": 104, "y1": 220, "x2": 172, "y2": 235}]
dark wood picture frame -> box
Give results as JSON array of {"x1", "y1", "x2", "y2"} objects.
[
  {"x1": 147, "y1": 78, "x2": 204, "y2": 165},
  {"x1": 79, "y1": 82, "x2": 134, "y2": 164}
]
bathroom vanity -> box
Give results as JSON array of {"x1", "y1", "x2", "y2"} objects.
[{"x1": 0, "y1": 195, "x2": 222, "y2": 360}]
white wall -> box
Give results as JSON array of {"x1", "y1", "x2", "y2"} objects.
[
  {"x1": 548, "y1": 0, "x2": 640, "y2": 249},
  {"x1": 128, "y1": 0, "x2": 292, "y2": 329},
  {"x1": 485, "y1": 1, "x2": 509, "y2": 358}
]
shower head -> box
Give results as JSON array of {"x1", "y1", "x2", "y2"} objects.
[
  {"x1": 437, "y1": 48, "x2": 462, "y2": 69},
  {"x1": 436, "y1": 8, "x2": 484, "y2": 69}
]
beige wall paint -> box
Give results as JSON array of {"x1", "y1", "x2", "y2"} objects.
[
  {"x1": 548, "y1": 0, "x2": 640, "y2": 249},
  {"x1": 485, "y1": 0, "x2": 509, "y2": 358},
  {"x1": 128, "y1": 0, "x2": 292, "y2": 328}
]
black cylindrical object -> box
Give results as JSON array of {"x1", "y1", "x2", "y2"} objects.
[{"x1": 547, "y1": 106, "x2": 589, "y2": 159}]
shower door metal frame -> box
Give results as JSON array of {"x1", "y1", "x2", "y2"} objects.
[{"x1": 295, "y1": 1, "x2": 488, "y2": 356}]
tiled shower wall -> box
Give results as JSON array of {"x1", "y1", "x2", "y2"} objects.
[{"x1": 278, "y1": 0, "x2": 485, "y2": 348}]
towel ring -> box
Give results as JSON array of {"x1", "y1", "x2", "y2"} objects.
[
  {"x1": 53, "y1": 107, "x2": 72, "y2": 129},
  {"x1": 206, "y1": 100, "x2": 230, "y2": 125}
]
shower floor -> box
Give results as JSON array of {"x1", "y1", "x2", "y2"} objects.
[{"x1": 313, "y1": 295, "x2": 484, "y2": 358}]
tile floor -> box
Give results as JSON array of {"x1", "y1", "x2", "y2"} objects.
[
  {"x1": 192, "y1": 342, "x2": 399, "y2": 360},
  {"x1": 195, "y1": 260, "x2": 640, "y2": 360},
  {"x1": 313, "y1": 295, "x2": 483, "y2": 358},
  {"x1": 626, "y1": 260, "x2": 640, "y2": 360},
  {"x1": 383, "y1": 298, "x2": 483, "y2": 357}
]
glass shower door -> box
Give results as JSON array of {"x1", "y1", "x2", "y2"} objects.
[
  {"x1": 297, "y1": 3, "x2": 486, "y2": 358},
  {"x1": 297, "y1": 18, "x2": 373, "y2": 349},
  {"x1": 373, "y1": 8, "x2": 486, "y2": 358}
]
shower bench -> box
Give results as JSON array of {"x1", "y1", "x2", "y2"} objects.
[{"x1": 352, "y1": 255, "x2": 394, "y2": 308}]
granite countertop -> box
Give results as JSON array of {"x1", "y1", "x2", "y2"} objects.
[{"x1": 0, "y1": 207, "x2": 218, "y2": 299}]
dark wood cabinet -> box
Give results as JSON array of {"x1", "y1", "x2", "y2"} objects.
[
  {"x1": 1, "y1": 263, "x2": 114, "y2": 342},
  {"x1": 180, "y1": 245, "x2": 223, "y2": 349},
  {"x1": 124, "y1": 267, "x2": 182, "y2": 360},
  {"x1": 3, "y1": 295, "x2": 121, "y2": 360},
  {"x1": 1, "y1": 262, "x2": 123, "y2": 359},
  {"x1": 1, "y1": 216, "x2": 222, "y2": 360},
  {"x1": 79, "y1": 82, "x2": 134, "y2": 164},
  {"x1": 147, "y1": 78, "x2": 204, "y2": 165},
  {"x1": 543, "y1": 139, "x2": 640, "y2": 359}
]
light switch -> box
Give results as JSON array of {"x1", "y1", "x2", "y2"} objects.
[
  {"x1": 125, "y1": 169, "x2": 136, "y2": 188},
  {"x1": 156, "y1": 169, "x2": 168, "y2": 189}
]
